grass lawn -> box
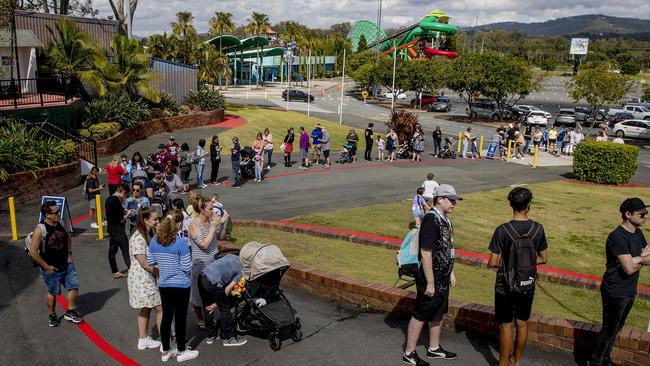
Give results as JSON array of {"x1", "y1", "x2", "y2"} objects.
[
  {"x1": 290, "y1": 181, "x2": 650, "y2": 286},
  {"x1": 231, "y1": 226, "x2": 650, "y2": 330},
  {"x1": 215, "y1": 104, "x2": 357, "y2": 152}
]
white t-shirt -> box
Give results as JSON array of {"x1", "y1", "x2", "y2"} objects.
[
  {"x1": 422, "y1": 180, "x2": 439, "y2": 199},
  {"x1": 569, "y1": 131, "x2": 577, "y2": 144}
]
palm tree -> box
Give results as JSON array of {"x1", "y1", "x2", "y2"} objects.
[
  {"x1": 44, "y1": 18, "x2": 107, "y2": 96},
  {"x1": 98, "y1": 35, "x2": 159, "y2": 102},
  {"x1": 197, "y1": 43, "x2": 230, "y2": 89},
  {"x1": 171, "y1": 11, "x2": 197, "y2": 64},
  {"x1": 245, "y1": 12, "x2": 270, "y2": 37},
  {"x1": 146, "y1": 32, "x2": 179, "y2": 61},
  {"x1": 208, "y1": 12, "x2": 235, "y2": 54}
]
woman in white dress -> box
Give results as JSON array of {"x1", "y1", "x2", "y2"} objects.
[{"x1": 128, "y1": 207, "x2": 162, "y2": 350}]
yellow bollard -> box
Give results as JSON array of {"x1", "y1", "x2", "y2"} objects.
[
  {"x1": 533, "y1": 145, "x2": 539, "y2": 168},
  {"x1": 95, "y1": 194, "x2": 104, "y2": 240},
  {"x1": 479, "y1": 136, "x2": 484, "y2": 158},
  {"x1": 506, "y1": 140, "x2": 513, "y2": 161},
  {"x1": 457, "y1": 131, "x2": 462, "y2": 153},
  {"x1": 8, "y1": 197, "x2": 18, "y2": 241}
]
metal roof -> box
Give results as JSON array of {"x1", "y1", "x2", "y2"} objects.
[
  {"x1": 205, "y1": 34, "x2": 241, "y2": 49},
  {"x1": 0, "y1": 29, "x2": 44, "y2": 48}
]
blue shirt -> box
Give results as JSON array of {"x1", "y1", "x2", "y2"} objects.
[
  {"x1": 147, "y1": 236, "x2": 192, "y2": 288},
  {"x1": 124, "y1": 196, "x2": 150, "y2": 225},
  {"x1": 201, "y1": 254, "x2": 243, "y2": 288},
  {"x1": 311, "y1": 129, "x2": 323, "y2": 145}
]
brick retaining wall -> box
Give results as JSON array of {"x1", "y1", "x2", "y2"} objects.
[
  {"x1": 95, "y1": 109, "x2": 225, "y2": 157},
  {"x1": 0, "y1": 160, "x2": 80, "y2": 204}
]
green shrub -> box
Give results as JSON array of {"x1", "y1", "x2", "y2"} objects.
[
  {"x1": 157, "y1": 92, "x2": 180, "y2": 116},
  {"x1": 180, "y1": 104, "x2": 191, "y2": 115},
  {"x1": 77, "y1": 128, "x2": 91, "y2": 138},
  {"x1": 184, "y1": 88, "x2": 225, "y2": 111},
  {"x1": 573, "y1": 141, "x2": 639, "y2": 184},
  {"x1": 83, "y1": 93, "x2": 150, "y2": 129},
  {"x1": 88, "y1": 122, "x2": 121, "y2": 140}
]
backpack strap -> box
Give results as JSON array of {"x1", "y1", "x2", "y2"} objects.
[
  {"x1": 504, "y1": 221, "x2": 538, "y2": 240},
  {"x1": 37, "y1": 223, "x2": 47, "y2": 254}
]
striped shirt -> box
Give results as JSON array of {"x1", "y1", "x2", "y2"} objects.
[{"x1": 147, "y1": 236, "x2": 192, "y2": 288}]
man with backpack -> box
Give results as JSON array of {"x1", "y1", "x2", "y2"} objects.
[
  {"x1": 588, "y1": 198, "x2": 649, "y2": 366},
  {"x1": 403, "y1": 184, "x2": 461, "y2": 366},
  {"x1": 488, "y1": 187, "x2": 548, "y2": 366},
  {"x1": 29, "y1": 201, "x2": 83, "y2": 327}
]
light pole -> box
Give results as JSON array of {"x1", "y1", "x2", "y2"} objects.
[
  {"x1": 307, "y1": 49, "x2": 311, "y2": 117},
  {"x1": 339, "y1": 48, "x2": 346, "y2": 125},
  {"x1": 391, "y1": 40, "x2": 397, "y2": 111}
]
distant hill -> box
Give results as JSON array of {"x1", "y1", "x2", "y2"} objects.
[{"x1": 465, "y1": 14, "x2": 650, "y2": 39}]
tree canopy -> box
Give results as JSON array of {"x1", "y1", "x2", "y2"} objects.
[{"x1": 566, "y1": 63, "x2": 633, "y2": 113}]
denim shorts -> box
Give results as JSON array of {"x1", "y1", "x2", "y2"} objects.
[
  {"x1": 412, "y1": 208, "x2": 425, "y2": 220},
  {"x1": 300, "y1": 148, "x2": 308, "y2": 160},
  {"x1": 40, "y1": 262, "x2": 79, "y2": 295}
]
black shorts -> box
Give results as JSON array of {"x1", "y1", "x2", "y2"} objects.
[
  {"x1": 413, "y1": 284, "x2": 449, "y2": 323},
  {"x1": 494, "y1": 291, "x2": 535, "y2": 323},
  {"x1": 323, "y1": 150, "x2": 330, "y2": 158}
]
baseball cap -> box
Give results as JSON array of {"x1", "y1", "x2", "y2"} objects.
[
  {"x1": 619, "y1": 198, "x2": 649, "y2": 214},
  {"x1": 169, "y1": 136, "x2": 175, "y2": 140},
  {"x1": 434, "y1": 184, "x2": 463, "y2": 201},
  {"x1": 158, "y1": 143, "x2": 165, "y2": 149}
]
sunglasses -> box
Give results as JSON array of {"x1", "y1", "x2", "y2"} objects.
[
  {"x1": 637, "y1": 212, "x2": 648, "y2": 218},
  {"x1": 133, "y1": 189, "x2": 140, "y2": 192},
  {"x1": 48, "y1": 210, "x2": 60, "y2": 215}
]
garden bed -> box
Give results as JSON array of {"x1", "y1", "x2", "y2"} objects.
[{"x1": 0, "y1": 160, "x2": 80, "y2": 204}]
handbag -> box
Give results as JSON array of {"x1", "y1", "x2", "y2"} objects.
[{"x1": 280, "y1": 143, "x2": 286, "y2": 151}]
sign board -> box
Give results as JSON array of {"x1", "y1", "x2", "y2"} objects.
[
  {"x1": 570, "y1": 38, "x2": 589, "y2": 55},
  {"x1": 486, "y1": 141, "x2": 499, "y2": 159},
  {"x1": 39, "y1": 196, "x2": 74, "y2": 234}
]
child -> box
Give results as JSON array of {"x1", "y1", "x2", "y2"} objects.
[
  {"x1": 376, "y1": 135, "x2": 385, "y2": 162},
  {"x1": 85, "y1": 166, "x2": 105, "y2": 228},
  {"x1": 211, "y1": 194, "x2": 230, "y2": 240},
  {"x1": 411, "y1": 187, "x2": 430, "y2": 227}
]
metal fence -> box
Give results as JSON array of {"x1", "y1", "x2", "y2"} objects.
[
  {"x1": 150, "y1": 58, "x2": 198, "y2": 103},
  {"x1": 0, "y1": 77, "x2": 73, "y2": 108},
  {"x1": 24, "y1": 117, "x2": 97, "y2": 166}
]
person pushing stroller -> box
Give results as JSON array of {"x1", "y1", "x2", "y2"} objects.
[{"x1": 198, "y1": 254, "x2": 248, "y2": 347}]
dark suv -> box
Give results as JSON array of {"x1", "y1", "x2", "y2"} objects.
[{"x1": 282, "y1": 89, "x2": 314, "y2": 102}]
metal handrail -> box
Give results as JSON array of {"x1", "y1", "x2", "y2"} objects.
[{"x1": 21, "y1": 117, "x2": 97, "y2": 167}]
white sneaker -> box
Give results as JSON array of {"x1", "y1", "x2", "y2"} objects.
[
  {"x1": 176, "y1": 349, "x2": 199, "y2": 362},
  {"x1": 138, "y1": 336, "x2": 161, "y2": 350},
  {"x1": 161, "y1": 349, "x2": 177, "y2": 362},
  {"x1": 90, "y1": 222, "x2": 99, "y2": 229}
]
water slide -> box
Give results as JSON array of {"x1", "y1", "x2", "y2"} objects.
[{"x1": 423, "y1": 47, "x2": 459, "y2": 59}]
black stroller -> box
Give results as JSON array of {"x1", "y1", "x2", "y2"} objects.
[
  {"x1": 233, "y1": 242, "x2": 302, "y2": 351},
  {"x1": 239, "y1": 146, "x2": 256, "y2": 179},
  {"x1": 337, "y1": 143, "x2": 354, "y2": 164}
]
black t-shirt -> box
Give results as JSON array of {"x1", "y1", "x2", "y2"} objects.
[
  {"x1": 489, "y1": 220, "x2": 548, "y2": 295},
  {"x1": 41, "y1": 222, "x2": 69, "y2": 272},
  {"x1": 365, "y1": 128, "x2": 373, "y2": 143},
  {"x1": 507, "y1": 127, "x2": 519, "y2": 141},
  {"x1": 231, "y1": 143, "x2": 241, "y2": 162},
  {"x1": 601, "y1": 226, "x2": 647, "y2": 298},
  {"x1": 284, "y1": 133, "x2": 294, "y2": 144},
  {"x1": 433, "y1": 130, "x2": 442, "y2": 142},
  {"x1": 86, "y1": 177, "x2": 98, "y2": 200},
  {"x1": 418, "y1": 211, "x2": 454, "y2": 293},
  {"x1": 105, "y1": 195, "x2": 125, "y2": 227},
  {"x1": 210, "y1": 142, "x2": 221, "y2": 162}
]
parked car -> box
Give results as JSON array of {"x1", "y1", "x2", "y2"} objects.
[
  {"x1": 596, "y1": 108, "x2": 624, "y2": 121},
  {"x1": 526, "y1": 111, "x2": 548, "y2": 127},
  {"x1": 626, "y1": 97, "x2": 650, "y2": 109},
  {"x1": 428, "y1": 96, "x2": 452, "y2": 112},
  {"x1": 608, "y1": 111, "x2": 634, "y2": 127},
  {"x1": 613, "y1": 119, "x2": 650, "y2": 139},
  {"x1": 516, "y1": 105, "x2": 552, "y2": 119},
  {"x1": 282, "y1": 89, "x2": 314, "y2": 102},
  {"x1": 623, "y1": 105, "x2": 650, "y2": 120},
  {"x1": 410, "y1": 93, "x2": 436, "y2": 108},
  {"x1": 467, "y1": 100, "x2": 502, "y2": 120},
  {"x1": 574, "y1": 107, "x2": 591, "y2": 122},
  {"x1": 385, "y1": 91, "x2": 407, "y2": 100},
  {"x1": 554, "y1": 109, "x2": 577, "y2": 127}
]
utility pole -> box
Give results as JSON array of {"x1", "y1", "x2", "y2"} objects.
[
  {"x1": 472, "y1": 16, "x2": 478, "y2": 53},
  {"x1": 373, "y1": 0, "x2": 383, "y2": 97},
  {"x1": 307, "y1": 49, "x2": 311, "y2": 117},
  {"x1": 391, "y1": 40, "x2": 397, "y2": 111},
  {"x1": 339, "y1": 48, "x2": 346, "y2": 125}
]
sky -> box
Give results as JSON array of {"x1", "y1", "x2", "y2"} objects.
[{"x1": 92, "y1": 0, "x2": 650, "y2": 37}]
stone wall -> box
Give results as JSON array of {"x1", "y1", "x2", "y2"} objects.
[{"x1": 0, "y1": 161, "x2": 80, "y2": 205}]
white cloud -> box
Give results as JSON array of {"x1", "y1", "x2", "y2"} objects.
[{"x1": 91, "y1": 0, "x2": 650, "y2": 36}]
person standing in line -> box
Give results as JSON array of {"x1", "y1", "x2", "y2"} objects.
[
  {"x1": 513, "y1": 131, "x2": 525, "y2": 159},
  {"x1": 263, "y1": 128, "x2": 274, "y2": 169},
  {"x1": 252, "y1": 132, "x2": 265, "y2": 182},
  {"x1": 120, "y1": 154, "x2": 132, "y2": 185},
  {"x1": 462, "y1": 127, "x2": 472, "y2": 159},
  {"x1": 432, "y1": 126, "x2": 442, "y2": 156},
  {"x1": 147, "y1": 210, "x2": 198, "y2": 363},
  {"x1": 128, "y1": 207, "x2": 162, "y2": 351},
  {"x1": 310, "y1": 124, "x2": 323, "y2": 165},
  {"x1": 488, "y1": 187, "x2": 548, "y2": 366},
  {"x1": 421, "y1": 172, "x2": 439, "y2": 207},
  {"x1": 166, "y1": 136, "x2": 180, "y2": 158},
  {"x1": 209, "y1": 135, "x2": 222, "y2": 185},
  {"x1": 178, "y1": 143, "x2": 192, "y2": 185},
  {"x1": 547, "y1": 126, "x2": 558, "y2": 154},
  {"x1": 595, "y1": 130, "x2": 608, "y2": 142},
  {"x1": 196, "y1": 139, "x2": 208, "y2": 189},
  {"x1": 30, "y1": 201, "x2": 84, "y2": 327},
  {"x1": 124, "y1": 181, "x2": 150, "y2": 233},
  {"x1": 231, "y1": 137, "x2": 242, "y2": 188},
  {"x1": 376, "y1": 134, "x2": 385, "y2": 162},
  {"x1": 364, "y1": 123, "x2": 374, "y2": 161},
  {"x1": 321, "y1": 126, "x2": 332, "y2": 168},
  {"x1": 387, "y1": 129, "x2": 399, "y2": 162},
  {"x1": 130, "y1": 152, "x2": 148, "y2": 183},
  {"x1": 532, "y1": 128, "x2": 543, "y2": 153},
  {"x1": 588, "y1": 198, "x2": 650, "y2": 366},
  {"x1": 106, "y1": 155, "x2": 125, "y2": 195},
  {"x1": 346, "y1": 128, "x2": 359, "y2": 163},
  {"x1": 155, "y1": 144, "x2": 173, "y2": 173},
  {"x1": 411, "y1": 188, "x2": 430, "y2": 227},
  {"x1": 106, "y1": 183, "x2": 133, "y2": 279},
  {"x1": 85, "y1": 166, "x2": 105, "y2": 229},
  {"x1": 283, "y1": 128, "x2": 295, "y2": 167},
  {"x1": 523, "y1": 125, "x2": 532, "y2": 154},
  {"x1": 299, "y1": 127, "x2": 310, "y2": 169},
  {"x1": 566, "y1": 128, "x2": 577, "y2": 156},
  {"x1": 187, "y1": 197, "x2": 221, "y2": 332},
  {"x1": 412, "y1": 125, "x2": 425, "y2": 162},
  {"x1": 403, "y1": 185, "x2": 461, "y2": 366}
]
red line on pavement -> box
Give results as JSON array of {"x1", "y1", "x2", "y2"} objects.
[
  {"x1": 56, "y1": 295, "x2": 140, "y2": 366},
  {"x1": 277, "y1": 220, "x2": 650, "y2": 292}
]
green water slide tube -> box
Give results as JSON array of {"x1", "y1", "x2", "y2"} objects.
[
  {"x1": 348, "y1": 20, "x2": 390, "y2": 52},
  {"x1": 419, "y1": 16, "x2": 458, "y2": 35}
]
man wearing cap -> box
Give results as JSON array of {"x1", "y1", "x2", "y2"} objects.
[
  {"x1": 156, "y1": 144, "x2": 172, "y2": 172},
  {"x1": 403, "y1": 184, "x2": 460, "y2": 366},
  {"x1": 166, "y1": 136, "x2": 180, "y2": 158},
  {"x1": 589, "y1": 198, "x2": 650, "y2": 366},
  {"x1": 310, "y1": 124, "x2": 323, "y2": 165},
  {"x1": 364, "y1": 123, "x2": 374, "y2": 161}
]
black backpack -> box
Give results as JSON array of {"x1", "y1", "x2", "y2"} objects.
[{"x1": 502, "y1": 222, "x2": 540, "y2": 294}]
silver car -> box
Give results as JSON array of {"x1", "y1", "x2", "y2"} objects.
[
  {"x1": 555, "y1": 109, "x2": 577, "y2": 127},
  {"x1": 613, "y1": 120, "x2": 650, "y2": 139}
]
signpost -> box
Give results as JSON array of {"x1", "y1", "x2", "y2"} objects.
[
  {"x1": 486, "y1": 141, "x2": 498, "y2": 159},
  {"x1": 39, "y1": 196, "x2": 74, "y2": 234},
  {"x1": 569, "y1": 38, "x2": 589, "y2": 75}
]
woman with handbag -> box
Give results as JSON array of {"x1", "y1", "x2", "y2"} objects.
[
  {"x1": 252, "y1": 132, "x2": 265, "y2": 182},
  {"x1": 282, "y1": 128, "x2": 295, "y2": 167},
  {"x1": 209, "y1": 135, "x2": 222, "y2": 185},
  {"x1": 263, "y1": 128, "x2": 273, "y2": 170}
]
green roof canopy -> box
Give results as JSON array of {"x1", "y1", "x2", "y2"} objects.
[
  {"x1": 227, "y1": 47, "x2": 284, "y2": 58},
  {"x1": 205, "y1": 35, "x2": 241, "y2": 50}
]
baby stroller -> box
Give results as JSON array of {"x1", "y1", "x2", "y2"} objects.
[
  {"x1": 396, "y1": 143, "x2": 412, "y2": 159},
  {"x1": 150, "y1": 188, "x2": 167, "y2": 217},
  {"x1": 234, "y1": 242, "x2": 302, "y2": 351},
  {"x1": 239, "y1": 146, "x2": 256, "y2": 179},
  {"x1": 337, "y1": 143, "x2": 354, "y2": 164}
]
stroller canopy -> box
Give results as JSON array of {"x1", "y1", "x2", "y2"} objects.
[{"x1": 240, "y1": 241, "x2": 290, "y2": 281}]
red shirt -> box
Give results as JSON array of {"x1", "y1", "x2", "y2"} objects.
[
  {"x1": 156, "y1": 151, "x2": 172, "y2": 171},
  {"x1": 106, "y1": 163, "x2": 125, "y2": 185}
]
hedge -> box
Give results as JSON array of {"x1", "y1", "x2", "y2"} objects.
[{"x1": 573, "y1": 140, "x2": 639, "y2": 184}]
